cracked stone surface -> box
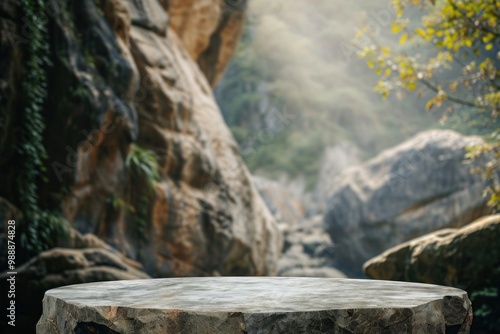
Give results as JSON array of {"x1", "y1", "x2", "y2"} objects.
[{"x1": 37, "y1": 277, "x2": 472, "y2": 333}]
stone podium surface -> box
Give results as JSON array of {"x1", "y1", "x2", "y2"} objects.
[{"x1": 37, "y1": 277, "x2": 472, "y2": 333}]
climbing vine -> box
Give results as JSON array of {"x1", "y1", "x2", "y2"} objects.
[
  {"x1": 18, "y1": 0, "x2": 68, "y2": 253},
  {"x1": 124, "y1": 144, "x2": 160, "y2": 257}
]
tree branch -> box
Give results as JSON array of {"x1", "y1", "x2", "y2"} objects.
[
  {"x1": 419, "y1": 77, "x2": 492, "y2": 110},
  {"x1": 447, "y1": 0, "x2": 500, "y2": 38}
]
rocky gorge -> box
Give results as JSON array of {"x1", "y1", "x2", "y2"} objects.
[{"x1": 0, "y1": 0, "x2": 498, "y2": 333}]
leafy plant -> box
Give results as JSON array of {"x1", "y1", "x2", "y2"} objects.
[
  {"x1": 124, "y1": 144, "x2": 161, "y2": 256},
  {"x1": 466, "y1": 139, "x2": 500, "y2": 210},
  {"x1": 126, "y1": 144, "x2": 161, "y2": 189},
  {"x1": 357, "y1": 0, "x2": 499, "y2": 209},
  {"x1": 18, "y1": 0, "x2": 69, "y2": 254}
]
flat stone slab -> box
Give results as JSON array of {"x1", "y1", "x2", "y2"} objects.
[{"x1": 37, "y1": 277, "x2": 472, "y2": 333}]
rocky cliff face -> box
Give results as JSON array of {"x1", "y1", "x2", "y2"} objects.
[{"x1": 0, "y1": 0, "x2": 280, "y2": 278}]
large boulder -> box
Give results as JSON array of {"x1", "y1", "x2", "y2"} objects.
[
  {"x1": 0, "y1": 0, "x2": 280, "y2": 280},
  {"x1": 363, "y1": 214, "x2": 500, "y2": 287},
  {"x1": 364, "y1": 214, "x2": 500, "y2": 333},
  {"x1": 324, "y1": 130, "x2": 493, "y2": 276}
]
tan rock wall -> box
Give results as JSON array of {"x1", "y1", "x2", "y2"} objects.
[{"x1": 0, "y1": 0, "x2": 279, "y2": 279}]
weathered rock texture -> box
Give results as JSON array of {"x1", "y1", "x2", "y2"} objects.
[
  {"x1": 363, "y1": 214, "x2": 500, "y2": 334},
  {"x1": 1, "y1": 0, "x2": 280, "y2": 281},
  {"x1": 168, "y1": 0, "x2": 247, "y2": 86},
  {"x1": 364, "y1": 214, "x2": 500, "y2": 288},
  {"x1": 1, "y1": 245, "x2": 149, "y2": 333},
  {"x1": 250, "y1": 178, "x2": 345, "y2": 278},
  {"x1": 37, "y1": 277, "x2": 472, "y2": 333},
  {"x1": 324, "y1": 130, "x2": 493, "y2": 276},
  {"x1": 278, "y1": 215, "x2": 347, "y2": 278},
  {"x1": 253, "y1": 176, "x2": 305, "y2": 227}
]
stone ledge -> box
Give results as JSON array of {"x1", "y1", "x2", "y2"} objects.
[{"x1": 37, "y1": 277, "x2": 472, "y2": 333}]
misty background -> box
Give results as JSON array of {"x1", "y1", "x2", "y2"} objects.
[{"x1": 215, "y1": 0, "x2": 477, "y2": 193}]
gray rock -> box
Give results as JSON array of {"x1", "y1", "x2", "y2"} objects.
[
  {"x1": 324, "y1": 130, "x2": 494, "y2": 276},
  {"x1": 278, "y1": 216, "x2": 346, "y2": 278},
  {"x1": 37, "y1": 277, "x2": 472, "y2": 333},
  {"x1": 364, "y1": 214, "x2": 500, "y2": 289},
  {"x1": 363, "y1": 214, "x2": 500, "y2": 333},
  {"x1": 1, "y1": 247, "x2": 149, "y2": 333},
  {"x1": 253, "y1": 176, "x2": 305, "y2": 227},
  {"x1": 280, "y1": 267, "x2": 347, "y2": 278}
]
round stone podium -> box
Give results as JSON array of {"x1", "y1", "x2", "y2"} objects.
[{"x1": 37, "y1": 277, "x2": 472, "y2": 333}]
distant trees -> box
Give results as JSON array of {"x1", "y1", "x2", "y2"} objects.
[
  {"x1": 359, "y1": 0, "x2": 499, "y2": 209},
  {"x1": 217, "y1": 0, "x2": 446, "y2": 186}
]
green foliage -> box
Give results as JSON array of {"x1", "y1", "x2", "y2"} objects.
[
  {"x1": 93, "y1": 0, "x2": 104, "y2": 16},
  {"x1": 358, "y1": 0, "x2": 500, "y2": 209},
  {"x1": 22, "y1": 211, "x2": 70, "y2": 252},
  {"x1": 470, "y1": 285, "x2": 500, "y2": 333},
  {"x1": 18, "y1": 0, "x2": 69, "y2": 253},
  {"x1": 216, "y1": 0, "x2": 440, "y2": 185},
  {"x1": 466, "y1": 139, "x2": 500, "y2": 210},
  {"x1": 84, "y1": 49, "x2": 96, "y2": 69},
  {"x1": 360, "y1": 0, "x2": 499, "y2": 115},
  {"x1": 216, "y1": 21, "x2": 266, "y2": 127},
  {"x1": 70, "y1": 84, "x2": 90, "y2": 100},
  {"x1": 244, "y1": 131, "x2": 324, "y2": 190},
  {"x1": 124, "y1": 144, "x2": 161, "y2": 255},
  {"x1": 126, "y1": 144, "x2": 161, "y2": 190}
]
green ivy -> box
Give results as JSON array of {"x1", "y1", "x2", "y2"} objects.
[
  {"x1": 18, "y1": 0, "x2": 68, "y2": 253},
  {"x1": 124, "y1": 144, "x2": 160, "y2": 256}
]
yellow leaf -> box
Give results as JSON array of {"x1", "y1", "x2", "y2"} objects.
[
  {"x1": 486, "y1": 43, "x2": 493, "y2": 51},
  {"x1": 416, "y1": 28, "x2": 426, "y2": 38},
  {"x1": 400, "y1": 33, "x2": 408, "y2": 45},
  {"x1": 385, "y1": 68, "x2": 392, "y2": 76},
  {"x1": 391, "y1": 22, "x2": 402, "y2": 34},
  {"x1": 381, "y1": 47, "x2": 391, "y2": 57},
  {"x1": 482, "y1": 34, "x2": 494, "y2": 43},
  {"x1": 449, "y1": 82, "x2": 458, "y2": 92}
]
